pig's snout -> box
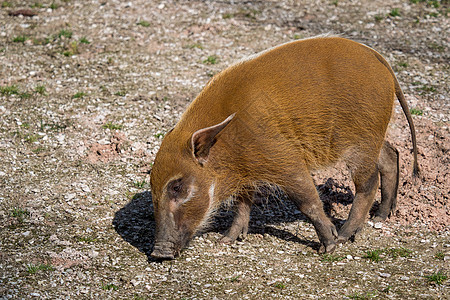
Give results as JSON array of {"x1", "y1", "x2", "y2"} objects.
[{"x1": 151, "y1": 241, "x2": 176, "y2": 260}]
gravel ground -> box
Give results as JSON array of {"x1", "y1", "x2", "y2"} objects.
[{"x1": 0, "y1": 0, "x2": 449, "y2": 299}]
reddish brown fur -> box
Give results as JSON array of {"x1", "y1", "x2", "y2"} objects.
[{"x1": 150, "y1": 36, "x2": 418, "y2": 259}]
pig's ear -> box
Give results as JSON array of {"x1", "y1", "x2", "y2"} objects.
[{"x1": 191, "y1": 113, "x2": 235, "y2": 165}]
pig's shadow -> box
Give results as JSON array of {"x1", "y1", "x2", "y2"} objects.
[
  {"x1": 113, "y1": 179, "x2": 355, "y2": 259},
  {"x1": 112, "y1": 191, "x2": 156, "y2": 260}
]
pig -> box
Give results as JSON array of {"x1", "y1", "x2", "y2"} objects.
[{"x1": 149, "y1": 36, "x2": 419, "y2": 260}]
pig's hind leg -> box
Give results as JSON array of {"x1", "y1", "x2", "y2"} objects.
[
  {"x1": 220, "y1": 192, "x2": 253, "y2": 244},
  {"x1": 338, "y1": 159, "x2": 379, "y2": 243},
  {"x1": 373, "y1": 140, "x2": 399, "y2": 222}
]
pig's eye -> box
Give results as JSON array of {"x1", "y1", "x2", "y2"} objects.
[{"x1": 167, "y1": 178, "x2": 183, "y2": 198}]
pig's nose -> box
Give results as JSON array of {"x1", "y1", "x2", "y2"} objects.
[{"x1": 150, "y1": 241, "x2": 176, "y2": 260}]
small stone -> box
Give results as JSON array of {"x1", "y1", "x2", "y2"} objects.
[
  {"x1": 400, "y1": 276, "x2": 409, "y2": 281},
  {"x1": 374, "y1": 222, "x2": 383, "y2": 229},
  {"x1": 346, "y1": 255, "x2": 353, "y2": 260},
  {"x1": 89, "y1": 250, "x2": 99, "y2": 258},
  {"x1": 204, "y1": 284, "x2": 212, "y2": 288},
  {"x1": 444, "y1": 256, "x2": 450, "y2": 261},
  {"x1": 23, "y1": 231, "x2": 31, "y2": 236},
  {"x1": 379, "y1": 272, "x2": 391, "y2": 278}
]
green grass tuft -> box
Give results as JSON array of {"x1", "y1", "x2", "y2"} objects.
[
  {"x1": 80, "y1": 37, "x2": 90, "y2": 44},
  {"x1": 425, "y1": 271, "x2": 447, "y2": 285},
  {"x1": 102, "y1": 122, "x2": 123, "y2": 130},
  {"x1": 363, "y1": 250, "x2": 382, "y2": 262},
  {"x1": 35, "y1": 85, "x2": 47, "y2": 95},
  {"x1": 72, "y1": 92, "x2": 86, "y2": 99},
  {"x1": 1, "y1": 85, "x2": 20, "y2": 96},
  {"x1": 58, "y1": 29, "x2": 73, "y2": 39},
  {"x1": 26, "y1": 263, "x2": 54, "y2": 274},
  {"x1": 410, "y1": 108, "x2": 424, "y2": 116},
  {"x1": 203, "y1": 55, "x2": 218, "y2": 65},
  {"x1": 13, "y1": 36, "x2": 29, "y2": 43},
  {"x1": 102, "y1": 283, "x2": 119, "y2": 291},
  {"x1": 389, "y1": 8, "x2": 401, "y2": 17},
  {"x1": 137, "y1": 20, "x2": 150, "y2": 27}
]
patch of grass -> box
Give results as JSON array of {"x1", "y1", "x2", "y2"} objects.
[
  {"x1": 32, "y1": 147, "x2": 46, "y2": 154},
  {"x1": 425, "y1": 271, "x2": 447, "y2": 285},
  {"x1": 62, "y1": 41, "x2": 79, "y2": 57},
  {"x1": 78, "y1": 236, "x2": 97, "y2": 243},
  {"x1": 25, "y1": 133, "x2": 39, "y2": 143},
  {"x1": 386, "y1": 247, "x2": 412, "y2": 258},
  {"x1": 80, "y1": 37, "x2": 90, "y2": 44},
  {"x1": 427, "y1": 42, "x2": 444, "y2": 52},
  {"x1": 137, "y1": 20, "x2": 150, "y2": 27},
  {"x1": 35, "y1": 85, "x2": 47, "y2": 95},
  {"x1": 115, "y1": 90, "x2": 127, "y2": 96},
  {"x1": 410, "y1": 108, "x2": 424, "y2": 116},
  {"x1": 203, "y1": 55, "x2": 218, "y2": 65},
  {"x1": 20, "y1": 122, "x2": 30, "y2": 129},
  {"x1": 2, "y1": 1, "x2": 12, "y2": 8},
  {"x1": 19, "y1": 92, "x2": 33, "y2": 99},
  {"x1": 187, "y1": 43, "x2": 204, "y2": 50},
  {"x1": 434, "y1": 252, "x2": 444, "y2": 260},
  {"x1": 72, "y1": 91, "x2": 86, "y2": 99},
  {"x1": 331, "y1": 0, "x2": 339, "y2": 6},
  {"x1": 347, "y1": 291, "x2": 378, "y2": 299},
  {"x1": 102, "y1": 283, "x2": 119, "y2": 291},
  {"x1": 418, "y1": 85, "x2": 436, "y2": 93},
  {"x1": 31, "y1": 3, "x2": 44, "y2": 8},
  {"x1": 154, "y1": 132, "x2": 164, "y2": 138},
  {"x1": 431, "y1": 0, "x2": 440, "y2": 8},
  {"x1": 398, "y1": 61, "x2": 408, "y2": 68},
  {"x1": 273, "y1": 282, "x2": 286, "y2": 289},
  {"x1": 389, "y1": 8, "x2": 401, "y2": 17},
  {"x1": 49, "y1": 2, "x2": 58, "y2": 9},
  {"x1": 13, "y1": 36, "x2": 29, "y2": 43},
  {"x1": 58, "y1": 29, "x2": 73, "y2": 39},
  {"x1": 223, "y1": 13, "x2": 234, "y2": 19},
  {"x1": 26, "y1": 263, "x2": 54, "y2": 274},
  {"x1": 363, "y1": 249, "x2": 382, "y2": 262},
  {"x1": 321, "y1": 254, "x2": 344, "y2": 262},
  {"x1": 102, "y1": 122, "x2": 123, "y2": 130},
  {"x1": 1, "y1": 85, "x2": 19, "y2": 96},
  {"x1": 293, "y1": 34, "x2": 302, "y2": 40},
  {"x1": 11, "y1": 207, "x2": 30, "y2": 222},
  {"x1": 40, "y1": 120, "x2": 68, "y2": 132},
  {"x1": 374, "y1": 14, "x2": 384, "y2": 22},
  {"x1": 133, "y1": 179, "x2": 147, "y2": 189},
  {"x1": 229, "y1": 275, "x2": 240, "y2": 282}
]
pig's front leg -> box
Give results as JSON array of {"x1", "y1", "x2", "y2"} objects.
[{"x1": 220, "y1": 192, "x2": 253, "y2": 243}]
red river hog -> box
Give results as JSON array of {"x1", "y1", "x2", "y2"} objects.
[{"x1": 149, "y1": 36, "x2": 419, "y2": 260}]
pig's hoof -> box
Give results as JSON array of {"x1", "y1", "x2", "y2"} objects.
[
  {"x1": 371, "y1": 215, "x2": 386, "y2": 223},
  {"x1": 319, "y1": 242, "x2": 336, "y2": 254},
  {"x1": 219, "y1": 236, "x2": 235, "y2": 244}
]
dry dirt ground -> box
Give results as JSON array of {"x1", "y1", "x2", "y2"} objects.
[{"x1": 0, "y1": 0, "x2": 449, "y2": 299}]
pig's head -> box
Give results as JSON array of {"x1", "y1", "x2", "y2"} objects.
[{"x1": 150, "y1": 114, "x2": 235, "y2": 260}]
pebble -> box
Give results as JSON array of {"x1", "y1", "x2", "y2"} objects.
[
  {"x1": 374, "y1": 222, "x2": 383, "y2": 229},
  {"x1": 400, "y1": 276, "x2": 409, "y2": 281},
  {"x1": 379, "y1": 272, "x2": 391, "y2": 278}
]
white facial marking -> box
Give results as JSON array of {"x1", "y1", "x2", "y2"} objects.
[
  {"x1": 181, "y1": 184, "x2": 197, "y2": 205},
  {"x1": 208, "y1": 181, "x2": 215, "y2": 207}
]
